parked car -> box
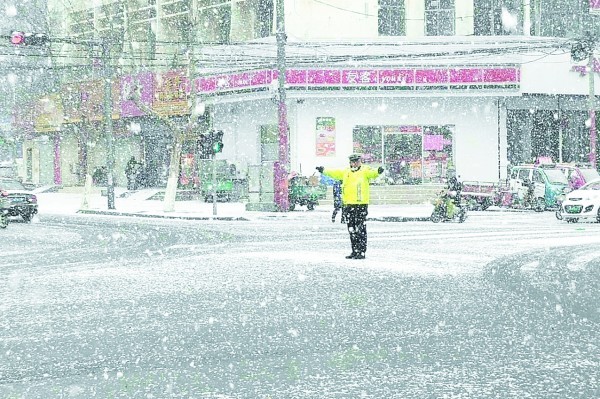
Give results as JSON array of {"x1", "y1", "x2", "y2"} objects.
[
  {"x1": 506, "y1": 164, "x2": 570, "y2": 210},
  {"x1": 0, "y1": 162, "x2": 16, "y2": 178},
  {"x1": 556, "y1": 162, "x2": 600, "y2": 190},
  {"x1": 0, "y1": 177, "x2": 38, "y2": 222},
  {"x1": 557, "y1": 178, "x2": 600, "y2": 223}
]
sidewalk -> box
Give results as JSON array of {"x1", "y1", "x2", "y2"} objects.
[{"x1": 33, "y1": 188, "x2": 435, "y2": 222}]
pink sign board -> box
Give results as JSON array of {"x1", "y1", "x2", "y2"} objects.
[
  {"x1": 308, "y1": 70, "x2": 341, "y2": 85},
  {"x1": 450, "y1": 68, "x2": 484, "y2": 83},
  {"x1": 197, "y1": 76, "x2": 217, "y2": 93},
  {"x1": 341, "y1": 70, "x2": 378, "y2": 85},
  {"x1": 379, "y1": 69, "x2": 414, "y2": 85},
  {"x1": 120, "y1": 71, "x2": 155, "y2": 117},
  {"x1": 285, "y1": 69, "x2": 307, "y2": 84},
  {"x1": 193, "y1": 67, "x2": 520, "y2": 93},
  {"x1": 198, "y1": 70, "x2": 272, "y2": 92},
  {"x1": 483, "y1": 68, "x2": 519, "y2": 83},
  {"x1": 415, "y1": 69, "x2": 449, "y2": 84},
  {"x1": 423, "y1": 134, "x2": 444, "y2": 151},
  {"x1": 591, "y1": 0, "x2": 600, "y2": 12}
]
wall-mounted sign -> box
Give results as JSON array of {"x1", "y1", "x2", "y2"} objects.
[
  {"x1": 316, "y1": 117, "x2": 336, "y2": 157},
  {"x1": 120, "y1": 71, "x2": 155, "y2": 117},
  {"x1": 153, "y1": 70, "x2": 189, "y2": 116},
  {"x1": 34, "y1": 94, "x2": 64, "y2": 133},
  {"x1": 591, "y1": 0, "x2": 600, "y2": 14},
  {"x1": 197, "y1": 70, "x2": 272, "y2": 93},
  {"x1": 196, "y1": 67, "x2": 521, "y2": 95}
]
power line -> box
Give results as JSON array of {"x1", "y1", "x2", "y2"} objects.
[{"x1": 311, "y1": 0, "x2": 376, "y2": 17}]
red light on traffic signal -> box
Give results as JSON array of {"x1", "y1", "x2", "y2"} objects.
[
  {"x1": 10, "y1": 31, "x2": 25, "y2": 45},
  {"x1": 8, "y1": 31, "x2": 49, "y2": 46}
]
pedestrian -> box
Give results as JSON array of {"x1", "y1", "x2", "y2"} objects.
[
  {"x1": 319, "y1": 173, "x2": 344, "y2": 223},
  {"x1": 316, "y1": 153, "x2": 384, "y2": 259},
  {"x1": 331, "y1": 180, "x2": 344, "y2": 223},
  {"x1": 125, "y1": 156, "x2": 141, "y2": 190}
]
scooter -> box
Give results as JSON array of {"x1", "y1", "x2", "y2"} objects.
[
  {"x1": 430, "y1": 190, "x2": 467, "y2": 223},
  {"x1": 497, "y1": 179, "x2": 545, "y2": 212}
]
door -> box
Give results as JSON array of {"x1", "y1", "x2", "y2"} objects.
[
  {"x1": 260, "y1": 125, "x2": 278, "y2": 162},
  {"x1": 531, "y1": 169, "x2": 547, "y2": 199},
  {"x1": 512, "y1": 168, "x2": 531, "y2": 200},
  {"x1": 383, "y1": 131, "x2": 422, "y2": 184}
]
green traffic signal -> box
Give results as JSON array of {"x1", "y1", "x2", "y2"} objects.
[
  {"x1": 197, "y1": 130, "x2": 223, "y2": 157},
  {"x1": 211, "y1": 130, "x2": 224, "y2": 154},
  {"x1": 212, "y1": 142, "x2": 223, "y2": 153}
]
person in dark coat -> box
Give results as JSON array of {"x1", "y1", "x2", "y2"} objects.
[
  {"x1": 125, "y1": 156, "x2": 141, "y2": 190},
  {"x1": 332, "y1": 180, "x2": 346, "y2": 223},
  {"x1": 320, "y1": 173, "x2": 344, "y2": 223}
]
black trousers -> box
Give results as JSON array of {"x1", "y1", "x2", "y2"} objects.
[{"x1": 345, "y1": 204, "x2": 368, "y2": 256}]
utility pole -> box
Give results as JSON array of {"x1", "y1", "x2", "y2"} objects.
[
  {"x1": 274, "y1": 0, "x2": 289, "y2": 212},
  {"x1": 7, "y1": 73, "x2": 18, "y2": 176},
  {"x1": 558, "y1": 96, "x2": 563, "y2": 163},
  {"x1": 570, "y1": 33, "x2": 597, "y2": 168},
  {"x1": 589, "y1": 50, "x2": 597, "y2": 168},
  {"x1": 101, "y1": 38, "x2": 116, "y2": 209},
  {"x1": 534, "y1": 0, "x2": 541, "y2": 36}
]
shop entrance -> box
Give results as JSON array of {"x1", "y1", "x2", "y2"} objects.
[{"x1": 352, "y1": 125, "x2": 454, "y2": 184}]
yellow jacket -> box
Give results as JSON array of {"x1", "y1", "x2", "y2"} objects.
[{"x1": 323, "y1": 166, "x2": 380, "y2": 205}]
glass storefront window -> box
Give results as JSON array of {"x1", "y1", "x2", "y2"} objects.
[
  {"x1": 352, "y1": 126, "x2": 382, "y2": 163},
  {"x1": 352, "y1": 124, "x2": 454, "y2": 184},
  {"x1": 422, "y1": 125, "x2": 454, "y2": 183}
]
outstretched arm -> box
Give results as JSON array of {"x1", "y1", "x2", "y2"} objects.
[{"x1": 317, "y1": 168, "x2": 345, "y2": 181}]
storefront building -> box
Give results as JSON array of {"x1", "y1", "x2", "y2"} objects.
[
  {"x1": 201, "y1": 39, "x2": 599, "y2": 186},
  {"x1": 13, "y1": 38, "x2": 599, "y2": 190}
]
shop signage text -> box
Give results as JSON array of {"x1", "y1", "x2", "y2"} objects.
[{"x1": 197, "y1": 67, "x2": 520, "y2": 94}]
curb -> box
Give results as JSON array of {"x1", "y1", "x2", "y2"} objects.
[
  {"x1": 76, "y1": 209, "x2": 434, "y2": 222},
  {"x1": 77, "y1": 209, "x2": 250, "y2": 221},
  {"x1": 369, "y1": 216, "x2": 431, "y2": 222}
]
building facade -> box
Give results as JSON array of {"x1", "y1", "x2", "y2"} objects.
[{"x1": 14, "y1": 0, "x2": 600, "y2": 190}]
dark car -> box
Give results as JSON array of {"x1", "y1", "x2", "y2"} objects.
[{"x1": 0, "y1": 178, "x2": 38, "y2": 222}]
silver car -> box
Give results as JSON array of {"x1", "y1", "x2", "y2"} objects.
[{"x1": 0, "y1": 178, "x2": 38, "y2": 222}]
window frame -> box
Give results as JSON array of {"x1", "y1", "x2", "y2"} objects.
[
  {"x1": 378, "y1": 0, "x2": 406, "y2": 36},
  {"x1": 424, "y1": 0, "x2": 455, "y2": 36}
]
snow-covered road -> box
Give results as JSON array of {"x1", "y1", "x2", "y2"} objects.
[{"x1": 1, "y1": 211, "x2": 598, "y2": 398}]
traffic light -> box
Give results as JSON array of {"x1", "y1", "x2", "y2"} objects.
[
  {"x1": 571, "y1": 34, "x2": 596, "y2": 62},
  {"x1": 9, "y1": 31, "x2": 49, "y2": 46},
  {"x1": 197, "y1": 130, "x2": 224, "y2": 158},
  {"x1": 197, "y1": 134, "x2": 211, "y2": 159},
  {"x1": 211, "y1": 130, "x2": 224, "y2": 154}
]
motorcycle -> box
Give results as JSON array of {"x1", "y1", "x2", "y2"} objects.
[
  {"x1": 430, "y1": 189, "x2": 467, "y2": 223},
  {"x1": 496, "y1": 178, "x2": 545, "y2": 212}
]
